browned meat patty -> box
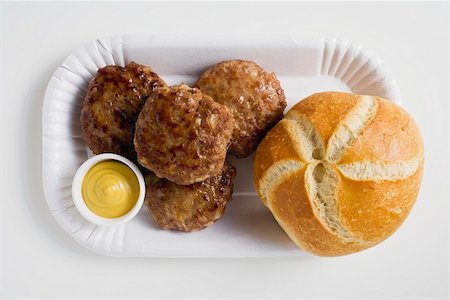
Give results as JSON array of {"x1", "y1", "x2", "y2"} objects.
[
  {"x1": 194, "y1": 60, "x2": 287, "y2": 158},
  {"x1": 81, "y1": 62, "x2": 166, "y2": 161},
  {"x1": 134, "y1": 84, "x2": 234, "y2": 185},
  {"x1": 145, "y1": 161, "x2": 236, "y2": 231}
]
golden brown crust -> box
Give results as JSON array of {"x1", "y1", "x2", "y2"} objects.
[
  {"x1": 339, "y1": 97, "x2": 423, "y2": 164},
  {"x1": 145, "y1": 161, "x2": 236, "y2": 232},
  {"x1": 337, "y1": 162, "x2": 423, "y2": 243},
  {"x1": 268, "y1": 168, "x2": 366, "y2": 256},
  {"x1": 194, "y1": 60, "x2": 286, "y2": 158},
  {"x1": 254, "y1": 92, "x2": 424, "y2": 256},
  {"x1": 134, "y1": 84, "x2": 234, "y2": 185},
  {"x1": 291, "y1": 92, "x2": 357, "y2": 147},
  {"x1": 80, "y1": 62, "x2": 166, "y2": 161},
  {"x1": 253, "y1": 122, "x2": 306, "y2": 203}
]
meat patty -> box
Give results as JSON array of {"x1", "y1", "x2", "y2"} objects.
[
  {"x1": 134, "y1": 84, "x2": 234, "y2": 185},
  {"x1": 145, "y1": 161, "x2": 236, "y2": 232},
  {"x1": 194, "y1": 60, "x2": 287, "y2": 158},
  {"x1": 81, "y1": 62, "x2": 166, "y2": 161}
]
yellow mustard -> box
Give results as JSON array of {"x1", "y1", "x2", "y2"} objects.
[{"x1": 82, "y1": 160, "x2": 139, "y2": 218}]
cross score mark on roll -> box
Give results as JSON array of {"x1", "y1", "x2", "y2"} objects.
[{"x1": 259, "y1": 96, "x2": 421, "y2": 244}]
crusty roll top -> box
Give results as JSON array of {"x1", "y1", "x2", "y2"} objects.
[{"x1": 254, "y1": 92, "x2": 424, "y2": 256}]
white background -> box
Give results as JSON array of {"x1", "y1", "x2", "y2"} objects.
[{"x1": 0, "y1": 2, "x2": 448, "y2": 299}]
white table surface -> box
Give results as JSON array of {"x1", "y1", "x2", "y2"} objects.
[{"x1": 0, "y1": 2, "x2": 448, "y2": 299}]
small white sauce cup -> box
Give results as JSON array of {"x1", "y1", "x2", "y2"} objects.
[{"x1": 72, "y1": 153, "x2": 145, "y2": 226}]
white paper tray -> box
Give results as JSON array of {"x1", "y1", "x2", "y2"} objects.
[{"x1": 42, "y1": 35, "x2": 401, "y2": 257}]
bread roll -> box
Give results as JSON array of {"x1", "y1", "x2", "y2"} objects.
[{"x1": 253, "y1": 92, "x2": 424, "y2": 256}]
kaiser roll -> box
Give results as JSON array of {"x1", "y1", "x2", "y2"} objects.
[{"x1": 253, "y1": 92, "x2": 424, "y2": 256}]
